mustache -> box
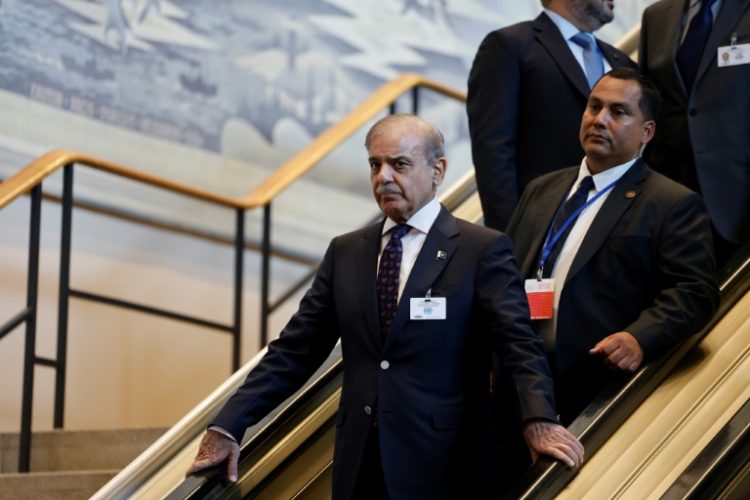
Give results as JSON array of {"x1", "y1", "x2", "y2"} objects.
[
  {"x1": 376, "y1": 185, "x2": 402, "y2": 196},
  {"x1": 584, "y1": 130, "x2": 610, "y2": 141}
]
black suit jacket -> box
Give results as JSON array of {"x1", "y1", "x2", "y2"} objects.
[
  {"x1": 640, "y1": 0, "x2": 750, "y2": 243},
  {"x1": 467, "y1": 12, "x2": 634, "y2": 231},
  {"x1": 505, "y1": 160, "x2": 718, "y2": 422},
  {"x1": 213, "y1": 206, "x2": 556, "y2": 500}
]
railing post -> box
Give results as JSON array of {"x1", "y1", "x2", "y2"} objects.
[
  {"x1": 232, "y1": 208, "x2": 244, "y2": 372},
  {"x1": 54, "y1": 163, "x2": 74, "y2": 429},
  {"x1": 412, "y1": 86, "x2": 420, "y2": 115},
  {"x1": 260, "y1": 203, "x2": 271, "y2": 349},
  {"x1": 19, "y1": 184, "x2": 43, "y2": 473}
]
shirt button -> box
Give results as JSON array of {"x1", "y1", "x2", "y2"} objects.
[
  {"x1": 363, "y1": 405, "x2": 372, "y2": 415},
  {"x1": 380, "y1": 360, "x2": 390, "y2": 370}
]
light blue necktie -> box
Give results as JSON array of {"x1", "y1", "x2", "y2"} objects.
[{"x1": 571, "y1": 32, "x2": 604, "y2": 89}]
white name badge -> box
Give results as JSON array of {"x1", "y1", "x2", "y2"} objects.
[
  {"x1": 718, "y1": 44, "x2": 750, "y2": 67},
  {"x1": 410, "y1": 297, "x2": 446, "y2": 320}
]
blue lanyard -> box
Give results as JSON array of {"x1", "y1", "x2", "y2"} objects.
[{"x1": 537, "y1": 177, "x2": 620, "y2": 279}]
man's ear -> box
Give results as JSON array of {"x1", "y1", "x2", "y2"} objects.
[
  {"x1": 641, "y1": 120, "x2": 656, "y2": 145},
  {"x1": 432, "y1": 157, "x2": 447, "y2": 187}
]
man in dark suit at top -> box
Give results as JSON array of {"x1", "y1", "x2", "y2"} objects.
[
  {"x1": 640, "y1": 0, "x2": 750, "y2": 266},
  {"x1": 493, "y1": 69, "x2": 718, "y2": 487},
  {"x1": 186, "y1": 114, "x2": 583, "y2": 500},
  {"x1": 468, "y1": 0, "x2": 634, "y2": 232}
]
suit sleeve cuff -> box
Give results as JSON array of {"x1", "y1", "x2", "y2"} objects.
[{"x1": 208, "y1": 425, "x2": 238, "y2": 443}]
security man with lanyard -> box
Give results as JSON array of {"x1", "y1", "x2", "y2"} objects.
[{"x1": 490, "y1": 67, "x2": 718, "y2": 495}]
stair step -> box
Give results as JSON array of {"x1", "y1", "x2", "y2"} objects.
[
  {"x1": 0, "y1": 470, "x2": 118, "y2": 500},
  {"x1": 0, "y1": 428, "x2": 166, "y2": 473}
]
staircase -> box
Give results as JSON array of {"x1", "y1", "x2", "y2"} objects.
[{"x1": 0, "y1": 428, "x2": 166, "y2": 499}]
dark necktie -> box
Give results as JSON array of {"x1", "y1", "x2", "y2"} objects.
[
  {"x1": 377, "y1": 224, "x2": 411, "y2": 338},
  {"x1": 571, "y1": 32, "x2": 604, "y2": 89},
  {"x1": 676, "y1": 0, "x2": 719, "y2": 92},
  {"x1": 542, "y1": 176, "x2": 595, "y2": 278}
]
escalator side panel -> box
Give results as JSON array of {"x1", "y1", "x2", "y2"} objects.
[{"x1": 558, "y1": 290, "x2": 750, "y2": 499}]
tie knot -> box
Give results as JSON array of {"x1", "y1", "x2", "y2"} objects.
[
  {"x1": 577, "y1": 175, "x2": 595, "y2": 193},
  {"x1": 389, "y1": 223, "x2": 411, "y2": 241},
  {"x1": 571, "y1": 32, "x2": 596, "y2": 49}
]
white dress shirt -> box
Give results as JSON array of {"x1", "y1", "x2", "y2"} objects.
[
  {"x1": 538, "y1": 157, "x2": 637, "y2": 348},
  {"x1": 379, "y1": 197, "x2": 441, "y2": 303}
]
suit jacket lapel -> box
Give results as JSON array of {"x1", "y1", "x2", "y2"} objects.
[
  {"x1": 695, "y1": 0, "x2": 750, "y2": 86},
  {"x1": 650, "y1": 0, "x2": 688, "y2": 94},
  {"x1": 599, "y1": 42, "x2": 627, "y2": 69},
  {"x1": 534, "y1": 13, "x2": 590, "y2": 99},
  {"x1": 385, "y1": 207, "x2": 457, "y2": 349},
  {"x1": 565, "y1": 159, "x2": 647, "y2": 284},
  {"x1": 360, "y1": 221, "x2": 386, "y2": 351},
  {"x1": 522, "y1": 170, "x2": 578, "y2": 278}
]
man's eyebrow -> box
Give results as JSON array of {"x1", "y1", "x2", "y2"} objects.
[
  {"x1": 390, "y1": 155, "x2": 411, "y2": 163},
  {"x1": 369, "y1": 155, "x2": 411, "y2": 163}
]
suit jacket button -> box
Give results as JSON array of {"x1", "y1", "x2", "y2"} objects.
[
  {"x1": 688, "y1": 108, "x2": 697, "y2": 116},
  {"x1": 380, "y1": 360, "x2": 390, "y2": 370},
  {"x1": 363, "y1": 405, "x2": 372, "y2": 415}
]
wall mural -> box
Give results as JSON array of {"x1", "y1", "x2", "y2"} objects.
[
  {"x1": 0, "y1": 1, "x2": 506, "y2": 158},
  {"x1": 0, "y1": 1, "x2": 650, "y2": 166}
]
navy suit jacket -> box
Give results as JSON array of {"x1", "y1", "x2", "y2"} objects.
[
  {"x1": 213, "y1": 206, "x2": 556, "y2": 500},
  {"x1": 505, "y1": 160, "x2": 719, "y2": 423},
  {"x1": 468, "y1": 12, "x2": 634, "y2": 231},
  {"x1": 640, "y1": 0, "x2": 750, "y2": 243}
]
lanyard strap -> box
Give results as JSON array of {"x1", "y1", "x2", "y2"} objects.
[{"x1": 537, "y1": 177, "x2": 620, "y2": 279}]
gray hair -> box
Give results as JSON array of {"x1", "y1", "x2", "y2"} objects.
[{"x1": 365, "y1": 114, "x2": 445, "y2": 164}]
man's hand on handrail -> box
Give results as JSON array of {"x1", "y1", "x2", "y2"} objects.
[{"x1": 186, "y1": 429, "x2": 240, "y2": 482}]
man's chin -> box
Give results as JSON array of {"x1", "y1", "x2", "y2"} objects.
[{"x1": 380, "y1": 204, "x2": 408, "y2": 222}]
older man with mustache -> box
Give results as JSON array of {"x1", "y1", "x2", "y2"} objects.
[{"x1": 187, "y1": 114, "x2": 583, "y2": 500}]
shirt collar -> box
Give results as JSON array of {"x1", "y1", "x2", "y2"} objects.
[
  {"x1": 578, "y1": 157, "x2": 638, "y2": 191},
  {"x1": 382, "y1": 197, "x2": 441, "y2": 236},
  {"x1": 544, "y1": 8, "x2": 583, "y2": 41}
]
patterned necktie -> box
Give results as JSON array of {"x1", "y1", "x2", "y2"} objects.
[
  {"x1": 676, "y1": 0, "x2": 719, "y2": 92},
  {"x1": 377, "y1": 223, "x2": 411, "y2": 338},
  {"x1": 571, "y1": 32, "x2": 604, "y2": 89},
  {"x1": 542, "y1": 176, "x2": 595, "y2": 278}
]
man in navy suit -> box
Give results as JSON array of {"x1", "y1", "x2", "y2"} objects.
[
  {"x1": 640, "y1": 0, "x2": 750, "y2": 265},
  {"x1": 468, "y1": 0, "x2": 634, "y2": 231},
  {"x1": 186, "y1": 115, "x2": 583, "y2": 499},
  {"x1": 494, "y1": 68, "x2": 718, "y2": 492}
]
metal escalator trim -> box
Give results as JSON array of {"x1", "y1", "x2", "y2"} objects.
[
  {"x1": 237, "y1": 387, "x2": 340, "y2": 494},
  {"x1": 100, "y1": 347, "x2": 342, "y2": 499},
  {"x1": 251, "y1": 423, "x2": 336, "y2": 499},
  {"x1": 291, "y1": 460, "x2": 334, "y2": 500},
  {"x1": 90, "y1": 346, "x2": 271, "y2": 500},
  {"x1": 557, "y1": 288, "x2": 750, "y2": 499},
  {"x1": 451, "y1": 191, "x2": 483, "y2": 224},
  {"x1": 663, "y1": 397, "x2": 750, "y2": 499}
]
